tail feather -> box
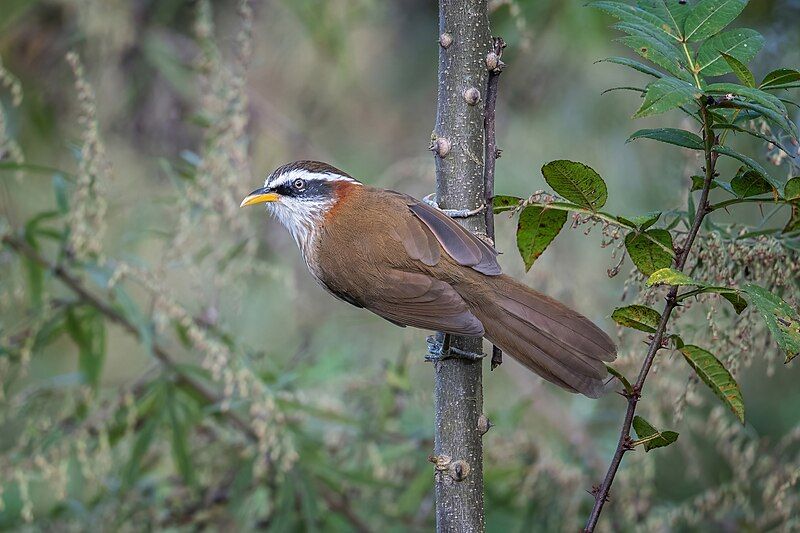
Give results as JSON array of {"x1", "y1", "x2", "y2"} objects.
[{"x1": 467, "y1": 275, "x2": 617, "y2": 398}]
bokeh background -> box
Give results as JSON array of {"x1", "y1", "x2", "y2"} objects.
[{"x1": 1, "y1": 0, "x2": 799, "y2": 530}]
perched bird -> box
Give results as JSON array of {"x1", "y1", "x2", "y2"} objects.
[{"x1": 241, "y1": 161, "x2": 616, "y2": 397}]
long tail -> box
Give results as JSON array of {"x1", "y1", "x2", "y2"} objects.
[{"x1": 465, "y1": 274, "x2": 617, "y2": 398}]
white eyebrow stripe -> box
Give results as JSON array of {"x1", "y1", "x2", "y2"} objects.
[{"x1": 264, "y1": 168, "x2": 360, "y2": 188}]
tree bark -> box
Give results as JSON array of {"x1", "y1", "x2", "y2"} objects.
[{"x1": 432, "y1": 1, "x2": 490, "y2": 531}]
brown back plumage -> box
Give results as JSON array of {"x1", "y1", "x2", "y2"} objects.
[{"x1": 313, "y1": 185, "x2": 617, "y2": 397}]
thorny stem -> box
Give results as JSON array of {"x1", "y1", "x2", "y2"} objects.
[
  {"x1": 583, "y1": 102, "x2": 718, "y2": 532},
  {"x1": 0, "y1": 233, "x2": 372, "y2": 533},
  {"x1": 484, "y1": 35, "x2": 505, "y2": 371}
]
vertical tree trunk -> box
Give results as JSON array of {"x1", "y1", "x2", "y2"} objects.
[{"x1": 432, "y1": 1, "x2": 490, "y2": 531}]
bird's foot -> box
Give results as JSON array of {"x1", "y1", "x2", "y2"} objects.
[{"x1": 425, "y1": 334, "x2": 485, "y2": 362}]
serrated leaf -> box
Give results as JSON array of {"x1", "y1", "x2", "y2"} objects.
[
  {"x1": 606, "y1": 364, "x2": 634, "y2": 393},
  {"x1": 612, "y1": 305, "x2": 663, "y2": 333},
  {"x1": 516, "y1": 206, "x2": 568, "y2": 271},
  {"x1": 785, "y1": 177, "x2": 800, "y2": 201},
  {"x1": 629, "y1": 211, "x2": 662, "y2": 229},
  {"x1": 707, "y1": 83, "x2": 788, "y2": 115},
  {"x1": 637, "y1": 0, "x2": 692, "y2": 40},
  {"x1": 615, "y1": 32, "x2": 689, "y2": 79},
  {"x1": 541, "y1": 160, "x2": 608, "y2": 211},
  {"x1": 598, "y1": 56, "x2": 664, "y2": 78},
  {"x1": 684, "y1": 0, "x2": 747, "y2": 42},
  {"x1": 647, "y1": 267, "x2": 702, "y2": 286},
  {"x1": 628, "y1": 128, "x2": 704, "y2": 149},
  {"x1": 591, "y1": 1, "x2": 680, "y2": 41},
  {"x1": 635, "y1": 77, "x2": 701, "y2": 118},
  {"x1": 696, "y1": 29, "x2": 763, "y2": 77},
  {"x1": 680, "y1": 345, "x2": 745, "y2": 423},
  {"x1": 632, "y1": 415, "x2": 680, "y2": 452},
  {"x1": 720, "y1": 53, "x2": 756, "y2": 87},
  {"x1": 493, "y1": 195, "x2": 523, "y2": 213},
  {"x1": 712, "y1": 145, "x2": 782, "y2": 190},
  {"x1": 761, "y1": 69, "x2": 800, "y2": 90},
  {"x1": 690, "y1": 175, "x2": 721, "y2": 191},
  {"x1": 741, "y1": 284, "x2": 800, "y2": 362},
  {"x1": 729, "y1": 167, "x2": 773, "y2": 198},
  {"x1": 625, "y1": 229, "x2": 674, "y2": 275}
]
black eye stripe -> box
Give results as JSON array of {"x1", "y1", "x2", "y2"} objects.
[{"x1": 274, "y1": 178, "x2": 332, "y2": 198}]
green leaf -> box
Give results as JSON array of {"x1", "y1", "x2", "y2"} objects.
[
  {"x1": 761, "y1": 69, "x2": 800, "y2": 90},
  {"x1": 720, "y1": 53, "x2": 756, "y2": 87},
  {"x1": 53, "y1": 174, "x2": 70, "y2": 214},
  {"x1": 493, "y1": 195, "x2": 523, "y2": 213},
  {"x1": 720, "y1": 291, "x2": 749, "y2": 314},
  {"x1": 628, "y1": 211, "x2": 662, "y2": 230},
  {"x1": 713, "y1": 123, "x2": 791, "y2": 156},
  {"x1": 125, "y1": 416, "x2": 158, "y2": 487},
  {"x1": 691, "y1": 175, "x2": 720, "y2": 191},
  {"x1": 591, "y1": 1, "x2": 680, "y2": 41},
  {"x1": 625, "y1": 229, "x2": 674, "y2": 275},
  {"x1": 785, "y1": 206, "x2": 800, "y2": 234},
  {"x1": 637, "y1": 0, "x2": 692, "y2": 40},
  {"x1": 784, "y1": 177, "x2": 800, "y2": 201},
  {"x1": 598, "y1": 56, "x2": 664, "y2": 78},
  {"x1": 632, "y1": 415, "x2": 680, "y2": 452},
  {"x1": 730, "y1": 167, "x2": 773, "y2": 198},
  {"x1": 647, "y1": 267, "x2": 702, "y2": 287},
  {"x1": 627, "y1": 128, "x2": 704, "y2": 149},
  {"x1": 684, "y1": 0, "x2": 747, "y2": 42},
  {"x1": 614, "y1": 30, "x2": 689, "y2": 79},
  {"x1": 541, "y1": 160, "x2": 608, "y2": 211},
  {"x1": 696, "y1": 29, "x2": 763, "y2": 77},
  {"x1": 516, "y1": 206, "x2": 568, "y2": 271},
  {"x1": 680, "y1": 345, "x2": 745, "y2": 423},
  {"x1": 612, "y1": 305, "x2": 663, "y2": 333},
  {"x1": 741, "y1": 284, "x2": 800, "y2": 362},
  {"x1": 606, "y1": 364, "x2": 634, "y2": 394},
  {"x1": 707, "y1": 83, "x2": 788, "y2": 115},
  {"x1": 678, "y1": 286, "x2": 748, "y2": 314},
  {"x1": 167, "y1": 386, "x2": 196, "y2": 486},
  {"x1": 634, "y1": 77, "x2": 701, "y2": 118},
  {"x1": 712, "y1": 145, "x2": 782, "y2": 190},
  {"x1": 65, "y1": 307, "x2": 106, "y2": 390}
]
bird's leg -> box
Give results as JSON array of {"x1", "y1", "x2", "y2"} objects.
[{"x1": 425, "y1": 332, "x2": 485, "y2": 362}]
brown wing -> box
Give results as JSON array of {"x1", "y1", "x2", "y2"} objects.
[
  {"x1": 385, "y1": 191, "x2": 501, "y2": 276},
  {"x1": 313, "y1": 186, "x2": 486, "y2": 336},
  {"x1": 365, "y1": 270, "x2": 485, "y2": 336}
]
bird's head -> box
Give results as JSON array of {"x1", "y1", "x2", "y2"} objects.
[{"x1": 240, "y1": 160, "x2": 361, "y2": 250}]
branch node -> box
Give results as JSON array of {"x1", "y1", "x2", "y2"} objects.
[
  {"x1": 477, "y1": 414, "x2": 493, "y2": 435},
  {"x1": 439, "y1": 32, "x2": 453, "y2": 49},
  {"x1": 463, "y1": 87, "x2": 481, "y2": 106}
]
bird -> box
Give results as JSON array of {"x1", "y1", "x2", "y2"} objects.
[{"x1": 241, "y1": 160, "x2": 616, "y2": 398}]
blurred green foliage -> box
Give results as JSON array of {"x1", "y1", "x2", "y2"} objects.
[{"x1": 1, "y1": 0, "x2": 799, "y2": 531}]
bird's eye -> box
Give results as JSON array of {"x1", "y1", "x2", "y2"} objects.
[{"x1": 292, "y1": 178, "x2": 306, "y2": 191}]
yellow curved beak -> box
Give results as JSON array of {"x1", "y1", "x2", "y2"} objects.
[{"x1": 240, "y1": 188, "x2": 279, "y2": 207}]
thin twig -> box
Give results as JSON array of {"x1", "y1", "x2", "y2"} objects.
[
  {"x1": 583, "y1": 102, "x2": 719, "y2": 532},
  {"x1": 1, "y1": 233, "x2": 372, "y2": 532},
  {"x1": 484, "y1": 36, "x2": 505, "y2": 371}
]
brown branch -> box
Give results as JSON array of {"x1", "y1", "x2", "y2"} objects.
[
  {"x1": 432, "y1": 1, "x2": 491, "y2": 530},
  {"x1": 484, "y1": 35, "x2": 505, "y2": 371},
  {"x1": 1, "y1": 233, "x2": 372, "y2": 532},
  {"x1": 583, "y1": 102, "x2": 719, "y2": 532}
]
